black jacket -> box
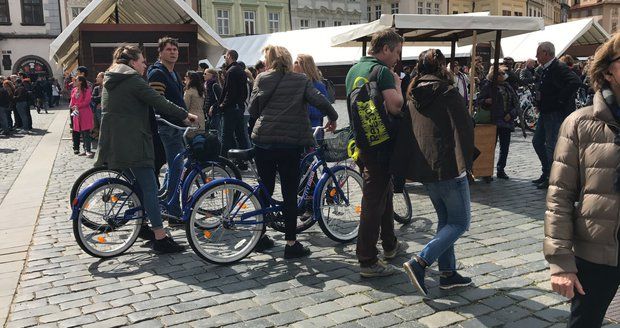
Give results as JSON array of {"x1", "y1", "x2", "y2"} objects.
[
  {"x1": 147, "y1": 61, "x2": 187, "y2": 126},
  {"x1": 220, "y1": 61, "x2": 248, "y2": 109},
  {"x1": 0, "y1": 87, "x2": 10, "y2": 108},
  {"x1": 539, "y1": 59, "x2": 581, "y2": 114}
]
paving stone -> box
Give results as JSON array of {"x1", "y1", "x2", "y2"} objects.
[
  {"x1": 39, "y1": 308, "x2": 81, "y2": 323},
  {"x1": 206, "y1": 299, "x2": 257, "y2": 317},
  {"x1": 190, "y1": 313, "x2": 243, "y2": 327},
  {"x1": 95, "y1": 305, "x2": 133, "y2": 320},
  {"x1": 57, "y1": 314, "x2": 98, "y2": 328},
  {"x1": 10, "y1": 304, "x2": 61, "y2": 320},
  {"x1": 505, "y1": 317, "x2": 551, "y2": 328},
  {"x1": 357, "y1": 312, "x2": 403, "y2": 328},
  {"x1": 534, "y1": 304, "x2": 571, "y2": 322},
  {"x1": 418, "y1": 311, "x2": 466, "y2": 328},
  {"x1": 326, "y1": 307, "x2": 370, "y2": 324},
  {"x1": 488, "y1": 305, "x2": 531, "y2": 322},
  {"x1": 393, "y1": 302, "x2": 435, "y2": 321},
  {"x1": 265, "y1": 310, "x2": 307, "y2": 326},
  {"x1": 300, "y1": 300, "x2": 342, "y2": 317},
  {"x1": 480, "y1": 295, "x2": 517, "y2": 310},
  {"x1": 127, "y1": 306, "x2": 171, "y2": 323},
  {"x1": 132, "y1": 295, "x2": 179, "y2": 311},
  {"x1": 235, "y1": 304, "x2": 278, "y2": 321},
  {"x1": 109, "y1": 293, "x2": 150, "y2": 307},
  {"x1": 83, "y1": 316, "x2": 129, "y2": 328}
]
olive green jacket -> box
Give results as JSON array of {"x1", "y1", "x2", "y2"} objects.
[{"x1": 95, "y1": 64, "x2": 188, "y2": 169}]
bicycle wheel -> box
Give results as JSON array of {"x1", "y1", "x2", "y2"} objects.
[
  {"x1": 184, "y1": 163, "x2": 231, "y2": 200},
  {"x1": 393, "y1": 189, "x2": 413, "y2": 224},
  {"x1": 69, "y1": 166, "x2": 126, "y2": 203},
  {"x1": 217, "y1": 156, "x2": 243, "y2": 180},
  {"x1": 270, "y1": 172, "x2": 318, "y2": 234},
  {"x1": 315, "y1": 166, "x2": 363, "y2": 243},
  {"x1": 186, "y1": 181, "x2": 264, "y2": 264},
  {"x1": 73, "y1": 179, "x2": 143, "y2": 258}
]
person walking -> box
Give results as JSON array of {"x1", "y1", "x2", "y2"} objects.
[
  {"x1": 391, "y1": 48, "x2": 475, "y2": 295},
  {"x1": 219, "y1": 50, "x2": 250, "y2": 156},
  {"x1": 96, "y1": 44, "x2": 196, "y2": 253},
  {"x1": 345, "y1": 29, "x2": 405, "y2": 277},
  {"x1": 70, "y1": 76, "x2": 94, "y2": 158},
  {"x1": 183, "y1": 71, "x2": 206, "y2": 132},
  {"x1": 249, "y1": 45, "x2": 338, "y2": 258},
  {"x1": 544, "y1": 33, "x2": 620, "y2": 328},
  {"x1": 532, "y1": 41, "x2": 581, "y2": 189}
]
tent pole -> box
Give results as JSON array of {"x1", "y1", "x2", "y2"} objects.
[
  {"x1": 450, "y1": 39, "x2": 456, "y2": 60},
  {"x1": 362, "y1": 41, "x2": 367, "y2": 57},
  {"x1": 491, "y1": 30, "x2": 502, "y2": 122},
  {"x1": 468, "y1": 31, "x2": 477, "y2": 115}
]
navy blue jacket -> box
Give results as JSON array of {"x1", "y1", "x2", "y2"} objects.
[{"x1": 147, "y1": 61, "x2": 187, "y2": 125}]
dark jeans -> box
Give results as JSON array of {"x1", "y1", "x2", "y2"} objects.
[
  {"x1": 254, "y1": 147, "x2": 302, "y2": 241},
  {"x1": 356, "y1": 147, "x2": 396, "y2": 267},
  {"x1": 0, "y1": 106, "x2": 9, "y2": 133},
  {"x1": 532, "y1": 111, "x2": 566, "y2": 178},
  {"x1": 221, "y1": 104, "x2": 249, "y2": 157},
  {"x1": 123, "y1": 167, "x2": 164, "y2": 229},
  {"x1": 496, "y1": 127, "x2": 512, "y2": 172},
  {"x1": 72, "y1": 130, "x2": 92, "y2": 152},
  {"x1": 15, "y1": 101, "x2": 31, "y2": 130},
  {"x1": 567, "y1": 257, "x2": 620, "y2": 328}
]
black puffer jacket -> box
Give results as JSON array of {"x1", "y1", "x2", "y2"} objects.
[
  {"x1": 249, "y1": 70, "x2": 338, "y2": 146},
  {"x1": 390, "y1": 75, "x2": 474, "y2": 182}
]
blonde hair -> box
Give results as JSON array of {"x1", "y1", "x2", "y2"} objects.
[
  {"x1": 263, "y1": 45, "x2": 293, "y2": 73},
  {"x1": 589, "y1": 33, "x2": 620, "y2": 91},
  {"x1": 295, "y1": 54, "x2": 322, "y2": 82}
]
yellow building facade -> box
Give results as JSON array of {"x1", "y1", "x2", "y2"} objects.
[
  {"x1": 199, "y1": 0, "x2": 291, "y2": 36},
  {"x1": 448, "y1": 0, "x2": 560, "y2": 23}
]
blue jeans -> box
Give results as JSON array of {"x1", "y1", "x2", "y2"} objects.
[
  {"x1": 16, "y1": 101, "x2": 31, "y2": 130},
  {"x1": 157, "y1": 123, "x2": 184, "y2": 215},
  {"x1": 209, "y1": 113, "x2": 223, "y2": 142},
  {"x1": 418, "y1": 175, "x2": 471, "y2": 272},
  {"x1": 532, "y1": 111, "x2": 566, "y2": 178},
  {"x1": 124, "y1": 167, "x2": 163, "y2": 229}
]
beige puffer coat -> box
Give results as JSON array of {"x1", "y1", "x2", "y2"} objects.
[{"x1": 544, "y1": 91, "x2": 620, "y2": 275}]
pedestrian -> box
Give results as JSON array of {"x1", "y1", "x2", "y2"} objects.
[
  {"x1": 345, "y1": 29, "x2": 406, "y2": 277},
  {"x1": 519, "y1": 59, "x2": 538, "y2": 86},
  {"x1": 0, "y1": 80, "x2": 11, "y2": 137},
  {"x1": 183, "y1": 70, "x2": 206, "y2": 133},
  {"x1": 391, "y1": 48, "x2": 475, "y2": 295},
  {"x1": 450, "y1": 61, "x2": 469, "y2": 103},
  {"x1": 478, "y1": 65, "x2": 519, "y2": 180},
  {"x1": 248, "y1": 45, "x2": 338, "y2": 258},
  {"x1": 2, "y1": 80, "x2": 15, "y2": 134},
  {"x1": 203, "y1": 68, "x2": 223, "y2": 137},
  {"x1": 219, "y1": 49, "x2": 250, "y2": 157},
  {"x1": 70, "y1": 76, "x2": 94, "y2": 158},
  {"x1": 255, "y1": 60, "x2": 266, "y2": 75},
  {"x1": 13, "y1": 79, "x2": 31, "y2": 132},
  {"x1": 51, "y1": 78, "x2": 61, "y2": 107},
  {"x1": 531, "y1": 41, "x2": 581, "y2": 189},
  {"x1": 544, "y1": 33, "x2": 620, "y2": 328},
  {"x1": 501, "y1": 57, "x2": 520, "y2": 89},
  {"x1": 90, "y1": 72, "x2": 104, "y2": 141},
  {"x1": 147, "y1": 36, "x2": 188, "y2": 222},
  {"x1": 293, "y1": 54, "x2": 329, "y2": 128}
]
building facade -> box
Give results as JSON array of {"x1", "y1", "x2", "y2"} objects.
[
  {"x1": 570, "y1": 0, "x2": 620, "y2": 34},
  {"x1": 0, "y1": 0, "x2": 63, "y2": 79},
  {"x1": 366, "y1": 0, "x2": 444, "y2": 21},
  {"x1": 199, "y1": 0, "x2": 291, "y2": 36},
  {"x1": 449, "y1": 0, "x2": 527, "y2": 16},
  {"x1": 291, "y1": 0, "x2": 364, "y2": 29}
]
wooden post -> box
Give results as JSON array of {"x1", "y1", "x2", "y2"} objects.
[
  {"x1": 468, "y1": 31, "x2": 477, "y2": 115},
  {"x1": 450, "y1": 39, "x2": 456, "y2": 61},
  {"x1": 362, "y1": 40, "x2": 367, "y2": 57}
]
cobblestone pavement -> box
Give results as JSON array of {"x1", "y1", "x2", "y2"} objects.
[
  {"x1": 0, "y1": 109, "x2": 57, "y2": 204},
  {"x1": 3, "y1": 110, "x2": 620, "y2": 327}
]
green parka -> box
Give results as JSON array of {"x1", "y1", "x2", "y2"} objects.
[{"x1": 95, "y1": 64, "x2": 188, "y2": 169}]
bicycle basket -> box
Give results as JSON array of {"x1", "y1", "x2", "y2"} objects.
[
  {"x1": 320, "y1": 127, "x2": 352, "y2": 162},
  {"x1": 188, "y1": 132, "x2": 221, "y2": 163}
]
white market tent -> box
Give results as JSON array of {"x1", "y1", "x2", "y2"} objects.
[
  {"x1": 500, "y1": 18, "x2": 610, "y2": 62},
  {"x1": 49, "y1": 0, "x2": 227, "y2": 70}
]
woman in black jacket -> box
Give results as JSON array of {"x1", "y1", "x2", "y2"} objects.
[{"x1": 203, "y1": 68, "x2": 223, "y2": 138}]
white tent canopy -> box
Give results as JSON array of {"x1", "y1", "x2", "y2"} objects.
[
  {"x1": 49, "y1": 0, "x2": 226, "y2": 70},
  {"x1": 331, "y1": 14, "x2": 545, "y2": 47},
  {"x1": 500, "y1": 18, "x2": 610, "y2": 62}
]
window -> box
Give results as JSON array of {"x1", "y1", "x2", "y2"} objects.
[
  {"x1": 367, "y1": 5, "x2": 371, "y2": 21},
  {"x1": 514, "y1": 11, "x2": 523, "y2": 16},
  {"x1": 71, "y1": 7, "x2": 84, "y2": 19},
  {"x1": 243, "y1": 11, "x2": 256, "y2": 35},
  {"x1": 21, "y1": 0, "x2": 43, "y2": 25},
  {"x1": 375, "y1": 5, "x2": 382, "y2": 19},
  {"x1": 502, "y1": 10, "x2": 512, "y2": 16},
  {"x1": 434, "y1": 3, "x2": 440, "y2": 14},
  {"x1": 268, "y1": 12, "x2": 279, "y2": 33},
  {"x1": 0, "y1": 0, "x2": 9, "y2": 24},
  {"x1": 612, "y1": 21, "x2": 618, "y2": 33},
  {"x1": 216, "y1": 9, "x2": 229, "y2": 35},
  {"x1": 391, "y1": 3, "x2": 399, "y2": 14},
  {"x1": 334, "y1": 21, "x2": 342, "y2": 26},
  {"x1": 317, "y1": 20, "x2": 326, "y2": 27},
  {"x1": 453, "y1": 10, "x2": 458, "y2": 14},
  {"x1": 425, "y1": 3, "x2": 431, "y2": 14},
  {"x1": 419, "y1": 1, "x2": 425, "y2": 14},
  {"x1": 529, "y1": 8, "x2": 532, "y2": 16},
  {"x1": 300, "y1": 19, "x2": 309, "y2": 29}
]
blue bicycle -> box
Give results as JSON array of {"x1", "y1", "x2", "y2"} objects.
[{"x1": 184, "y1": 128, "x2": 364, "y2": 264}]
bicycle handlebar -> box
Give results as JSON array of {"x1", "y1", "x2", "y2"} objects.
[{"x1": 154, "y1": 115, "x2": 200, "y2": 142}]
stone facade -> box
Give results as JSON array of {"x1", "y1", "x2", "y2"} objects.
[
  {"x1": 199, "y1": 0, "x2": 292, "y2": 36},
  {"x1": 570, "y1": 0, "x2": 620, "y2": 34},
  {"x1": 292, "y1": 0, "x2": 364, "y2": 29}
]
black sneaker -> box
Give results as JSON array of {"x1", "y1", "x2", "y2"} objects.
[
  {"x1": 403, "y1": 259, "x2": 428, "y2": 296},
  {"x1": 532, "y1": 175, "x2": 547, "y2": 184},
  {"x1": 497, "y1": 171, "x2": 510, "y2": 180},
  {"x1": 439, "y1": 271, "x2": 473, "y2": 290},
  {"x1": 137, "y1": 224, "x2": 155, "y2": 241},
  {"x1": 254, "y1": 235, "x2": 275, "y2": 252},
  {"x1": 536, "y1": 180, "x2": 549, "y2": 189},
  {"x1": 153, "y1": 236, "x2": 186, "y2": 254},
  {"x1": 284, "y1": 241, "x2": 311, "y2": 259}
]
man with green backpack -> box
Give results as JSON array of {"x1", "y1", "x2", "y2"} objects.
[{"x1": 345, "y1": 29, "x2": 406, "y2": 277}]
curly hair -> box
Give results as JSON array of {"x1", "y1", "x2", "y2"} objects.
[{"x1": 589, "y1": 33, "x2": 620, "y2": 92}]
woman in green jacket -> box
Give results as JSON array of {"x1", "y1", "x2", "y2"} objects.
[{"x1": 95, "y1": 44, "x2": 197, "y2": 253}]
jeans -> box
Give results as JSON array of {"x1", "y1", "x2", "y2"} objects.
[
  {"x1": 418, "y1": 175, "x2": 471, "y2": 272},
  {"x1": 356, "y1": 147, "x2": 397, "y2": 267},
  {"x1": 15, "y1": 101, "x2": 31, "y2": 130},
  {"x1": 221, "y1": 104, "x2": 249, "y2": 157},
  {"x1": 157, "y1": 123, "x2": 185, "y2": 215},
  {"x1": 532, "y1": 111, "x2": 566, "y2": 178},
  {"x1": 254, "y1": 147, "x2": 302, "y2": 241},
  {"x1": 124, "y1": 167, "x2": 164, "y2": 229},
  {"x1": 72, "y1": 130, "x2": 92, "y2": 152},
  {"x1": 496, "y1": 127, "x2": 512, "y2": 172},
  {"x1": 567, "y1": 257, "x2": 620, "y2": 328},
  {"x1": 0, "y1": 106, "x2": 9, "y2": 133},
  {"x1": 209, "y1": 113, "x2": 223, "y2": 142}
]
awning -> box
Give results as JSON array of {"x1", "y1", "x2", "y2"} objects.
[
  {"x1": 331, "y1": 14, "x2": 545, "y2": 47},
  {"x1": 500, "y1": 18, "x2": 610, "y2": 61},
  {"x1": 49, "y1": 0, "x2": 226, "y2": 70}
]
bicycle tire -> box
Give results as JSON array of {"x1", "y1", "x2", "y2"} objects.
[
  {"x1": 315, "y1": 166, "x2": 363, "y2": 243},
  {"x1": 69, "y1": 166, "x2": 126, "y2": 204},
  {"x1": 270, "y1": 171, "x2": 318, "y2": 235},
  {"x1": 393, "y1": 189, "x2": 413, "y2": 224},
  {"x1": 217, "y1": 156, "x2": 243, "y2": 180},
  {"x1": 73, "y1": 178, "x2": 142, "y2": 258},
  {"x1": 186, "y1": 180, "x2": 264, "y2": 264},
  {"x1": 183, "y1": 163, "x2": 231, "y2": 203}
]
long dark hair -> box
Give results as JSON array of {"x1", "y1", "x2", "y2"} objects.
[
  {"x1": 76, "y1": 76, "x2": 88, "y2": 92},
  {"x1": 185, "y1": 70, "x2": 204, "y2": 97}
]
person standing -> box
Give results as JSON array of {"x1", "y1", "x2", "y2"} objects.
[
  {"x1": 345, "y1": 29, "x2": 405, "y2": 277},
  {"x1": 293, "y1": 54, "x2": 329, "y2": 128},
  {"x1": 544, "y1": 33, "x2": 620, "y2": 328},
  {"x1": 183, "y1": 71, "x2": 206, "y2": 131},
  {"x1": 391, "y1": 48, "x2": 475, "y2": 295},
  {"x1": 51, "y1": 78, "x2": 61, "y2": 107},
  {"x1": 90, "y1": 72, "x2": 104, "y2": 142},
  {"x1": 519, "y1": 59, "x2": 539, "y2": 86},
  {"x1": 532, "y1": 42, "x2": 581, "y2": 189},
  {"x1": 219, "y1": 50, "x2": 250, "y2": 156},
  {"x1": 70, "y1": 76, "x2": 94, "y2": 158},
  {"x1": 147, "y1": 36, "x2": 187, "y2": 219},
  {"x1": 203, "y1": 68, "x2": 223, "y2": 138},
  {"x1": 451, "y1": 61, "x2": 469, "y2": 103},
  {"x1": 0, "y1": 81, "x2": 10, "y2": 137},
  {"x1": 13, "y1": 79, "x2": 31, "y2": 132}
]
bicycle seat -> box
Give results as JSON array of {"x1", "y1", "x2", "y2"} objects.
[{"x1": 228, "y1": 148, "x2": 255, "y2": 161}]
